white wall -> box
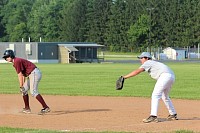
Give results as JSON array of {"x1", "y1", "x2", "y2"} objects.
[{"x1": 176, "y1": 50, "x2": 185, "y2": 60}]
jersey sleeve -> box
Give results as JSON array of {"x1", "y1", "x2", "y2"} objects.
[
  {"x1": 139, "y1": 61, "x2": 151, "y2": 72},
  {"x1": 14, "y1": 59, "x2": 25, "y2": 74}
]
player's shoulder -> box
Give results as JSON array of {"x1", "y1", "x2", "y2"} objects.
[
  {"x1": 14, "y1": 57, "x2": 24, "y2": 62},
  {"x1": 145, "y1": 60, "x2": 164, "y2": 67},
  {"x1": 15, "y1": 57, "x2": 31, "y2": 64},
  {"x1": 144, "y1": 60, "x2": 155, "y2": 64}
]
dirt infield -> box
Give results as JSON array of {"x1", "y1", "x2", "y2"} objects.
[{"x1": 0, "y1": 94, "x2": 200, "y2": 132}]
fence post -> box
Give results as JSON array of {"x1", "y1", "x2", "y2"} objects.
[{"x1": 198, "y1": 43, "x2": 200, "y2": 59}]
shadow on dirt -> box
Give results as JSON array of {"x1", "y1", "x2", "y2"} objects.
[
  {"x1": 158, "y1": 117, "x2": 200, "y2": 122},
  {"x1": 47, "y1": 109, "x2": 111, "y2": 115}
]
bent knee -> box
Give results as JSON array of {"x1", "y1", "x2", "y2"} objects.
[
  {"x1": 22, "y1": 91, "x2": 28, "y2": 96},
  {"x1": 31, "y1": 90, "x2": 39, "y2": 97}
]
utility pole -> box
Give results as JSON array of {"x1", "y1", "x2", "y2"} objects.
[
  {"x1": 146, "y1": 8, "x2": 154, "y2": 54},
  {"x1": 198, "y1": 43, "x2": 200, "y2": 59}
]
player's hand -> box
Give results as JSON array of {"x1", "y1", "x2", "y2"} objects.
[
  {"x1": 116, "y1": 76, "x2": 125, "y2": 90},
  {"x1": 20, "y1": 87, "x2": 26, "y2": 95}
]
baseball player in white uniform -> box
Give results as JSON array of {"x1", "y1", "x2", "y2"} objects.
[{"x1": 123, "y1": 52, "x2": 178, "y2": 123}]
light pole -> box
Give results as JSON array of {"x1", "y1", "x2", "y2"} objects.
[{"x1": 146, "y1": 8, "x2": 154, "y2": 54}]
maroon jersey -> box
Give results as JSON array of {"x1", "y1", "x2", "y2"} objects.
[{"x1": 13, "y1": 57, "x2": 36, "y2": 77}]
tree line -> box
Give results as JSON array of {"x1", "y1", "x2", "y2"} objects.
[{"x1": 0, "y1": 0, "x2": 199, "y2": 52}]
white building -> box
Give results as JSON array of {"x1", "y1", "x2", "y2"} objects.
[{"x1": 163, "y1": 47, "x2": 186, "y2": 60}]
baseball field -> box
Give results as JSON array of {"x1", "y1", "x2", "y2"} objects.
[{"x1": 0, "y1": 62, "x2": 200, "y2": 133}]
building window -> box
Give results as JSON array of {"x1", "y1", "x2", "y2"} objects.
[
  {"x1": 25, "y1": 44, "x2": 32, "y2": 55},
  {"x1": 8, "y1": 44, "x2": 15, "y2": 51}
]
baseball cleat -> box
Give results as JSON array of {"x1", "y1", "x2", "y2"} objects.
[
  {"x1": 143, "y1": 115, "x2": 158, "y2": 123},
  {"x1": 38, "y1": 107, "x2": 51, "y2": 115},
  {"x1": 167, "y1": 114, "x2": 178, "y2": 120},
  {"x1": 21, "y1": 108, "x2": 31, "y2": 114}
]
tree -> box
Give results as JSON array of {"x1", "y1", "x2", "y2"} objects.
[
  {"x1": 127, "y1": 14, "x2": 149, "y2": 52},
  {"x1": 59, "y1": 0, "x2": 87, "y2": 42},
  {"x1": 0, "y1": 0, "x2": 8, "y2": 41},
  {"x1": 0, "y1": 0, "x2": 199, "y2": 51},
  {"x1": 106, "y1": 0, "x2": 128, "y2": 52},
  {"x1": 1, "y1": 0, "x2": 34, "y2": 41},
  {"x1": 85, "y1": 0, "x2": 112, "y2": 45},
  {"x1": 27, "y1": 0, "x2": 65, "y2": 42}
]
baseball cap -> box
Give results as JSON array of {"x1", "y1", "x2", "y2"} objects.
[{"x1": 137, "y1": 52, "x2": 152, "y2": 59}]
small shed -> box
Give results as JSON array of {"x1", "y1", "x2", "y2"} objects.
[
  {"x1": 58, "y1": 43, "x2": 104, "y2": 63},
  {"x1": 163, "y1": 47, "x2": 186, "y2": 60}
]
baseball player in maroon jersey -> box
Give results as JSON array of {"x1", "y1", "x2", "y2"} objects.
[
  {"x1": 123, "y1": 52, "x2": 178, "y2": 123},
  {"x1": 2, "y1": 49, "x2": 50, "y2": 115}
]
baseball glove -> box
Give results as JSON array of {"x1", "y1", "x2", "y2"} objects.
[
  {"x1": 116, "y1": 76, "x2": 125, "y2": 90},
  {"x1": 20, "y1": 87, "x2": 26, "y2": 95}
]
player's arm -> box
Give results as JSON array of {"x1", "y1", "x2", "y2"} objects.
[
  {"x1": 123, "y1": 68, "x2": 145, "y2": 79},
  {"x1": 18, "y1": 72, "x2": 25, "y2": 88}
]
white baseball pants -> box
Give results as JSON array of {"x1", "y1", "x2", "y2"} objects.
[
  {"x1": 150, "y1": 73, "x2": 177, "y2": 116},
  {"x1": 23, "y1": 68, "x2": 42, "y2": 97}
]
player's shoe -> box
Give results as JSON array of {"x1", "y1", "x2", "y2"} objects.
[
  {"x1": 167, "y1": 114, "x2": 178, "y2": 120},
  {"x1": 21, "y1": 108, "x2": 31, "y2": 114},
  {"x1": 143, "y1": 115, "x2": 158, "y2": 123},
  {"x1": 38, "y1": 107, "x2": 51, "y2": 115}
]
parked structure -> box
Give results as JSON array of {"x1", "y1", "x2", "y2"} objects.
[
  {"x1": 163, "y1": 47, "x2": 186, "y2": 60},
  {"x1": 0, "y1": 42, "x2": 104, "y2": 63}
]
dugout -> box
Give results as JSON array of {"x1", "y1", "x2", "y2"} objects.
[{"x1": 58, "y1": 43, "x2": 104, "y2": 63}]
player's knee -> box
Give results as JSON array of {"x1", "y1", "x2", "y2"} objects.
[
  {"x1": 22, "y1": 91, "x2": 28, "y2": 96},
  {"x1": 152, "y1": 93, "x2": 162, "y2": 99},
  {"x1": 162, "y1": 96, "x2": 170, "y2": 101},
  {"x1": 31, "y1": 90, "x2": 39, "y2": 97}
]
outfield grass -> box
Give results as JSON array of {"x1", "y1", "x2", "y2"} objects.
[
  {"x1": 0, "y1": 62, "x2": 200, "y2": 132},
  {"x1": 0, "y1": 127, "x2": 197, "y2": 133},
  {"x1": 98, "y1": 51, "x2": 139, "y2": 60},
  {"x1": 0, "y1": 127, "x2": 62, "y2": 133},
  {"x1": 0, "y1": 62, "x2": 200, "y2": 100}
]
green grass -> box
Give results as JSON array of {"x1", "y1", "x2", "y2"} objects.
[
  {"x1": 0, "y1": 127, "x2": 62, "y2": 133},
  {"x1": 0, "y1": 127, "x2": 198, "y2": 133},
  {"x1": 98, "y1": 51, "x2": 139, "y2": 60},
  {"x1": 100, "y1": 51, "x2": 139, "y2": 55},
  {"x1": 0, "y1": 62, "x2": 200, "y2": 99},
  {"x1": 1, "y1": 62, "x2": 200, "y2": 133},
  {"x1": 103, "y1": 55, "x2": 137, "y2": 60}
]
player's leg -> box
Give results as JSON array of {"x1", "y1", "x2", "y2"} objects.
[
  {"x1": 143, "y1": 75, "x2": 165, "y2": 123},
  {"x1": 29, "y1": 68, "x2": 50, "y2": 113},
  {"x1": 21, "y1": 79, "x2": 31, "y2": 113},
  {"x1": 161, "y1": 74, "x2": 177, "y2": 120},
  {"x1": 162, "y1": 85, "x2": 176, "y2": 115},
  {"x1": 150, "y1": 76, "x2": 165, "y2": 116}
]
